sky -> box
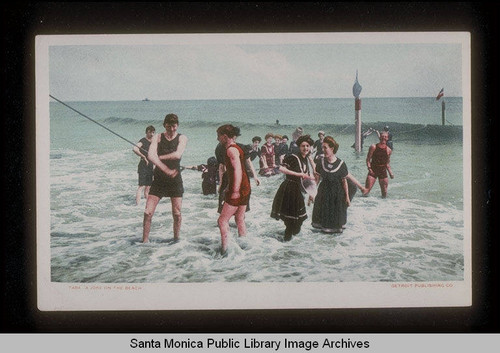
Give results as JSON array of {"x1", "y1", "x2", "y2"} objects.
[{"x1": 45, "y1": 33, "x2": 467, "y2": 101}]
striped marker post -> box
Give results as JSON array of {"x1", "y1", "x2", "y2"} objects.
[
  {"x1": 352, "y1": 70, "x2": 363, "y2": 153},
  {"x1": 355, "y1": 98, "x2": 362, "y2": 153}
]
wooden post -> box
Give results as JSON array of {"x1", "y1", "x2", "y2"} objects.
[
  {"x1": 355, "y1": 97, "x2": 362, "y2": 153},
  {"x1": 441, "y1": 100, "x2": 446, "y2": 125}
]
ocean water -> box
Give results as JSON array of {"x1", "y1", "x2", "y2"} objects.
[{"x1": 48, "y1": 97, "x2": 465, "y2": 283}]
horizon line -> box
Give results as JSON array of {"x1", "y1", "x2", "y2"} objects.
[{"x1": 49, "y1": 96, "x2": 462, "y2": 103}]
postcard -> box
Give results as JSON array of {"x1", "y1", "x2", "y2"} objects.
[{"x1": 36, "y1": 32, "x2": 471, "y2": 311}]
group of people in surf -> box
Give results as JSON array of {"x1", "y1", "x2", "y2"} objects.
[{"x1": 133, "y1": 114, "x2": 394, "y2": 254}]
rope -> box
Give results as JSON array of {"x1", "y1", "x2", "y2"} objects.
[
  {"x1": 339, "y1": 124, "x2": 351, "y2": 133},
  {"x1": 49, "y1": 94, "x2": 149, "y2": 154}
]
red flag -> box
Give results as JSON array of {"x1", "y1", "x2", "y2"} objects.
[{"x1": 436, "y1": 88, "x2": 444, "y2": 100}]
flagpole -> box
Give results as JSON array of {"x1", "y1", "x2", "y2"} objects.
[
  {"x1": 442, "y1": 99, "x2": 446, "y2": 126},
  {"x1": 436, "y1": 88, "x2": 445, "y2": 125}
]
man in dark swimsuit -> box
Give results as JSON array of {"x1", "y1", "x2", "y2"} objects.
[
  {"x1": 133, "y1": 125, "x2": 155, "y2": 205},
  {"x1": 364, "y1": 131, "x2": 394, "y2": 198},
  {"x1": 142, "y1": 114, "x2": 187, "y2": 243}
]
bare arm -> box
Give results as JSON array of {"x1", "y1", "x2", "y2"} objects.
[
  {"x1": 246, "y1": 157, "x2": 260, "y2": 186},
  {"x1": 366, "y1": 144, "x2": 376, "y2": 173},
  {"x1": 218, "y1": 162, "x2": 226, "y2": 192},
  {"x1": 133, "y1": 142, "x2": 148, "y2": 165},
  {"x1": 342, "y1": 177, "x2": 350, "y2": 207},
  {"x1": 386, "y1": 148, "x2": 394, "y2": 179},
  {"x1": 346, "y1": 173, "x2": 362, "y2": 189},
  {"x1": 227, "y1": 147, "x2": 243, "y2": 200},
  {"x1": 364, "y1": 128, "x2": 374, "y2": 137},
  {"x1": 310, "y1": 157, "x2": 321, "y2": 184},
  {"x1": 147, "y1": 134, "x2": 177, "y2": 177},
  {"x1": 279, "y1": 165, "x2": 315, "y2": 180},
  {"x1": 158, "y1": 135, "x2": 188, "y2": 161}
]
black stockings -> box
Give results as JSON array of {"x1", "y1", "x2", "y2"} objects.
[{"x1": 284, "y1": 219, "x2": 303, "y2": 241}]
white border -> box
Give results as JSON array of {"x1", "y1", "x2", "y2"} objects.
[{"x1": 36, "y1": 32, "x2": 471, "y2": 311}]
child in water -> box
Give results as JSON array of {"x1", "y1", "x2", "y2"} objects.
[{"x1": 185, "y1": 156, "x2": 219, "y2": 195}]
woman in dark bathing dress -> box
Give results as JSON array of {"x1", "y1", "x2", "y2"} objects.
[
  {"x1": 311, "y1": 136, "x2": 353, "y2": 234},
  {"x1": 271, "y1": 135, "x2": 315, "y2": 241}
]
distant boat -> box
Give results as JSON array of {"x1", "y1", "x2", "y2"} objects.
[{"x1": 142, "y1": 98, "x2": 150, "y2": 102}]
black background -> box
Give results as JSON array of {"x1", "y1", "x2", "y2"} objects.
[{"x1": 1, "y1": 2, "x2": 498, "y2": 333}]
